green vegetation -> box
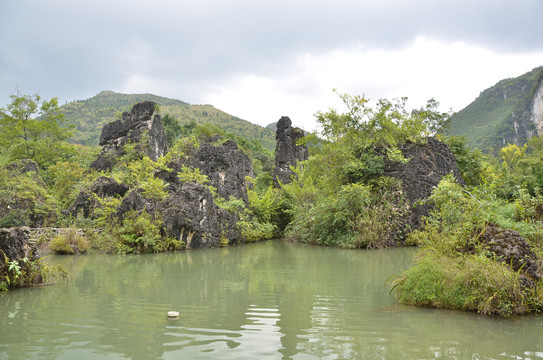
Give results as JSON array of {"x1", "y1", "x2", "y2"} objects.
[
  {"x1": 448, "y1": 66, "x2": 543, "y2": 151},
  {"x1": 1, "y1": 251, "x2": 67, "y2": 291},
  {"x1": 60, "y1": 90, "x2": 276, "y2": 151},
  {"x1": 49, "y1": 228, "x2": 89, "y2": 254},
  {"x1": 390, "y1": 175, "x2": 543, "y2": 316},
  {"x1": 0, "y1": 93, "x2": 76, "y2": 168},
  {"x1": 388, "y1": 129, "x2": 543, "y2": 316},
  {"x1": 2, "y1": 90, "x2": 543, "y2": 316},
  {"x1": 282, "y1": 92, "x2": 450, "y2": 248}
]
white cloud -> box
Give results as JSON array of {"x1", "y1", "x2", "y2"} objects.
[{"x1": 204, "y1": 37, "x2": 543, "y2": 131}]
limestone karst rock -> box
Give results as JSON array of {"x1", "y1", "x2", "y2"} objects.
[
  {"x1": 384, "y1": 137, "x2": 465, "y2": 239},
  {"x1": 90, "y1": 101, "x2": 169, "y2": 172},
  {"x1": 0, "y1": 227, "x2": 43, "y2": 287},
  {"x1": 273, "y1": 116, "x2": 308, "y2": 188},
  {"x1": 188, "y1": 140, "x2": 254, "y2": 204},
  {"x1": 66, "y1": 176, "x2": 129, "y2": 218},
  {"x1": 75, "y1": 101, "x2": 252, "y2": 248}
]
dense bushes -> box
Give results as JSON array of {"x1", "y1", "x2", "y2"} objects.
[
  {"x1": 392, "y1": 252, "x2": 541, "y2": 316},
  {"x1": 390, "y1": 175, "x2": 543, "y2": 316},
  {"x1": 1, "y1": 251, "x2": 67, "y2": 291},
  {"x1": 285, "y1": 180, "x2": 408, "y2": 248},
  {"x1": 279, "y1": 92, "x2": 450, "y2": 248}
]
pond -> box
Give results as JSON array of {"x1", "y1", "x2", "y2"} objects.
[{"x1": 1, "y1": 239, "x2": 542, "y2": 359}]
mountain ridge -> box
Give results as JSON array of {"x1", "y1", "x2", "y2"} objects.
[
  {"x1": 448, "y1": 66, "x2": 543, "y2": 151},
  {"x1": 60, "y1": 91, "x2": 276, "y2": 151}
]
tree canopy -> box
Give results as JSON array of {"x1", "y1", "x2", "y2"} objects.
[{"x1": 0, "y1": 93, "x2": 75, "y2": 167}]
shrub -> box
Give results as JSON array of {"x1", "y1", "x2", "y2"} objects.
[
  {"x1": 392, "y1": 175, "x2": 543, "y2": 316},
  {"x1": 112, "y1": 210, "x2": 184, "y2": 254},
  {"x1": 1, "y1": 250, "x2": 67, "y2": 291},
  {"x1": 391, "y1": 251, "x2": 543, "y2": 316},
  {"x1": 286, "y1": 179, "x2": 408, "y2": 248},
  {"x1": 49, "y1": 228, "x2": 89, "y2": 254},
  {"x1": 238, "y1": 220, "x2": 276, "y2": 242}
]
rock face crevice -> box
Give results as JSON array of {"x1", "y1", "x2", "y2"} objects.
[
  {"x1": 90, "y1": 101, "x2": 169, "y2": 172},
  {"x1": 384, "y1": 137, "x2": 465, "y2": 238},
  {"x1": 188, "y1": 140, "x2": 254, "y2": 204},
  {"x1": 273, "y1": 116, "x2": 308, "y2": 188}
]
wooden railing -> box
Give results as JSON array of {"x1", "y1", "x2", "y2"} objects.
[{"x1": 26, "y1": 227, "x2": 93, "y2": 243}]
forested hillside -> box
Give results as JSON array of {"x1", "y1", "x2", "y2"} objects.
[
  {"x1": 448, "y1": 66, "x2": 543, "y2": 151},
  {"x1": 61, "y1": 91, "x2": 276, "y2": 151}
]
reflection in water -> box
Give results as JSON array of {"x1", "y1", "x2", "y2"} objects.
[
  {"x1": 0, "y1": 240, "x2": 542, "y2": 359},
  {"x1": 161, "y1": 305, "x2": 283, "y2": 359}
]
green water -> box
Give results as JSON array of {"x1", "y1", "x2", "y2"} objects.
[{"x1": 1, "y1": 240, "x2": 542, "y2": 359}]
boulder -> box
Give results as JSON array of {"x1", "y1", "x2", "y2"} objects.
[
  {"x1": 188, "y1": 140, "x2": 254, "y2": 203},
  {"x1": 118, "y1": 182, "x2": 242, "y2": 248},
  {"x1": 384, "y1": 137, "x2": 465, "y2": 235},
  {"x1": 7, "y1": 159, "x2": 40, "y2": 174},
  {"x1": 90, "y1": 101, "x2": 169, "y2": 172},
  {"x1": 273, "y1": 116, "x2": 308, "y2": 187},
  {"x1": 66, "y1": 176, "x2": 129, "y2": 218},
  {"x1": 0, "y1": 227, "x2": 43, "y2": 287},
  {"x1": 477, "y1": 224, "x2": 542, "y2": 283},
  {"x1": 0, "y1": 227, "x2": 39, "y2": 265}
]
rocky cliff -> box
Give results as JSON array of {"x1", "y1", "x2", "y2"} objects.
[
  {"x1": 90, "y1": 101, "x2": 169, "y2": 172},
  {"x1": 273, "y1": 116, "x2": 308, "y2": 187},
  {"x1": 188, "y1": 140, "x2": 254, "y2": 204},
  {"x1": 73, "y1": 102, "x2": 252, "y2": 249},
  {"x1": 449, "y1": 66, "x2": 543, "y2": 151},
  {"x1": 384, "y1": 137, "x2": 465, "y2": 239},
  {"x1": 66, "y1": 176, "x2": 129, "y2": 218}
]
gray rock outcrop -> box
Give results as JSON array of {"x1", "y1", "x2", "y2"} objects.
[
  {"x1": 117, "y1": 182, "x2": 242, "y2": 249},
  {"x1": 66, "y1": 176, "x2": 129, "y2": 218},
  {"x1": 90, "y1": 101, "x2": 169, "y2": 172},
  {"x1": 460, "y1": 223, "x2": 542, "y2": 287},
  {"x1": 477, "y1": 224, "x2": 542, "y2": 283},
  {"x1": 188, "y1": 140, "x2": 254, "y2": 203},
  {"x1": 68, "y1": 101, "x2": 254, "y2": 249},
  {"x1": 384, "y1": 137, "x2": 465, "y2": 238},
  {"x1": 273, "y1": 116, "x2": 308, "y2": 187},
  {"x1": 0, "y1": 227, "x2": 39, "y2": 264},
  {"x1": 7, "y1": 159, "x2": 40, "y2": 174},
  {"x1": 0, "y1": 227, "x2": 43, "y2": 287}
]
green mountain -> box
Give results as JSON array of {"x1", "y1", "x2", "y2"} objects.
[
  {"x1": 61, "y1": 91, "x2": 276, "y2": 151},
  {"x1": 266, "y1": 122, "x2": 278, "y2": 131},
  {"x1": 448, "y1": 66, "x2": 543, "y2": 151}
]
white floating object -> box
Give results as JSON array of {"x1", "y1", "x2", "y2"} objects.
[{"x1": 167, "y1": 311, "x2": 180, "y2": 320}]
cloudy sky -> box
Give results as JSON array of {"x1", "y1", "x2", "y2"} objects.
[{"x1": 1, "y1": 0, "x2": 542, "y2": 131}]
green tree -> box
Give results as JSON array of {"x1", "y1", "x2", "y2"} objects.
[
  {"x1": 501, "y1": 143, "x2": 527, "y2": 173},
  {"x1": 441, "y1": 135, "x2": 487, "y2": 186},
  {"x1": 282, "y1": 92, "x2": 448, "y2": 246},
  {"x1": 0, "y1": 93, "x2": 75, "y2": 168},
  {"x1": 162, "y1": 114, "x2": 183, "y2": 146}
]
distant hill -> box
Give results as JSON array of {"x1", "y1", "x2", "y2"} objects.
[
  {"x1": 448, "y1": 66, "x2": 543, "y2": 151},
  {"x1": 266, "y1": 122, "x2": 278, "y2": 131},
  {"x1": 61, "y1": 91, "x2": 276, "y2": 151}
]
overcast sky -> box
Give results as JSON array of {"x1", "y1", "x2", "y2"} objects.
[{"x1": 1, "y1": 0, "x2": 542, "y2": 131}]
